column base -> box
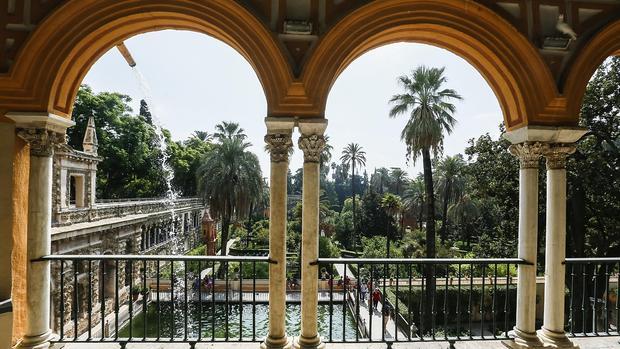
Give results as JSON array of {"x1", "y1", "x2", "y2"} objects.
[
  {"x1": 292, "y1": 335, "x2": 325, "y2": 349},
  {"x1": 261, "y1": 335, "x2": 293, "y2": 349},
  {"x1": 16, "y1": 329, "x2": 54, "y2": 349},
  {"x1": 537, "y1": 328, "x2": 579, "y2": 348},
  {"x1": 502, "y1": 328, "x2": 545, "y2": 348}
]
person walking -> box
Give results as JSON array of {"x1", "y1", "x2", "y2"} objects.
[
  {"x1": 359, "y1": 279, "x2": 368, "y2": 303},
  {"x1": 372, "y1": 288, "x2": 381, "y2": 311}
]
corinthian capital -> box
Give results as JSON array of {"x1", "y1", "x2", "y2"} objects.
[
  {"x1": 544, "y1": 143, "x2": 576, "y2": 170},
  {"x1": 508, "y1": 142, "x2": 548, "y2": 169},
  {"x1": 265, "y1": 133, "x2": 293, "y2": 163},
  {"x1": 298, "y1": 134, "x2": 325, "y2": 163},
  {"x1": 17, "y1": 128, "x2": 64, "y2": 157}
]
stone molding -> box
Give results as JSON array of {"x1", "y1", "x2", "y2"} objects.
[
  {"x1": 298, "y1": 134, "x2": 325, "y2": 163},
  {"x1": 544, "y1": 143, "x2": 577, "y2": 170},
  {"x1": 16, "y1": 128, "x2": 64, "y2": 157},
  {"x1": 264, "y1": 133, "x2": 293, "y2": 163},
  {"x1": 508, "y1": 142, "x2": 547, "y2": 169}
]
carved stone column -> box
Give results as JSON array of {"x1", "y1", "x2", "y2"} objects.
[
  {"x1": 261, "y1": 117, "x2": 294, "y2": 349},
  {"x1": 503, "y1": 142, "x2": 546, "y2": 349},
  {"x1": 294, "y1": 119, "x2": 327, "y2": 349},
  {"x1": 7, "y1": 112, "x2": 73, "y2": 349},
  {"x1": 538, "y1": 144, "x2": 578, "y2": 349}
]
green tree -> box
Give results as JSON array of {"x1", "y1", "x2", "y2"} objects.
[
  {"x1": 389, "y1": 168, "x2": 408, "y2": 195},
  {"x1": 359, "y1": 191, "x2": 390, "y2": 239},
  {"x1": 389, "y1": 66, "x2": 462, "y2": 332},
  {"x1": 340, "y1": 143, "x2": 366, "y2": 247},
  {"x1": 166, "y1": 131, "x2": 212, "y2": 196},
  {"x1": 436, "y1": 155, "x2": 466, "y2": 242},
  {"x1": 381, "y1": 193, "x2": 402, "y2": 258},
  {"x1": 389, "y1": 66, "x2": 462, "y2": 259},
  {"x1": 197, "y1": 123, "x2": 263, "y2": 262},
  {"x1": 370, "y1": 167, "x2": 391, "y2": 194},
  {"x1": 402, "y1": 175, "x2": 425, "y2": 230},
  {"x1": 69, "y1": 85, "x2": 169, "y2": 199}
]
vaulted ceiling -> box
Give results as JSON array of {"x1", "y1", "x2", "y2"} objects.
[{"x1": 1, "y1": 0, "x2": 619, "y2": 82}]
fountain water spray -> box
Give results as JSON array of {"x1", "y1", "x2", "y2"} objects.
[{"x1": 116, "y1": 41, "x2": 190, "y2": 320}]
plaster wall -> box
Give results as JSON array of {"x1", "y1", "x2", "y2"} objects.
[
  {"x1": 0, "y1": 121, "x2": 15, "y2": 348},
  {"x1": 10, "y1": 130, "x2": 29, "y2": 346}
]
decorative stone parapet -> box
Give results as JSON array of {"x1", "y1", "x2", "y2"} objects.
[{"x1": 53, "y1": 197, "x2": 203, "y2": 226}]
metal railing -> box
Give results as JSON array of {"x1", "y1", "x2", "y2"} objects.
[
  {"x1": 40, "y1": 254, "x2": 273, "y2": 347},
  {"x1": 565, "y1": 257, "x2": 620, "y2": 337},
  {"x1": 315, "y1": 258, "x2": 529, "y2": 345}
]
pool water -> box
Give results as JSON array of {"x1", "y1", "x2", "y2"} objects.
[{"x1": 118, "y1": 302, "x2": 358, "y2": 341}]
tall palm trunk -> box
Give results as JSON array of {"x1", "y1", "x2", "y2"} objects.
[
  {"x1": 351, "y1": 162, "x2": 356, "y2": 249},
  {"x1": 422, "y1": 147, "x2": 436, "y2": 333},
  {"x1": 440, "y1": 183, "x2": 451, "y2": 243},
  {"x1": 218, "y1": 214, "x2": 231, "y2": 278}
]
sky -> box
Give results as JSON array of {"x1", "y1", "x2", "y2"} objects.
[{"x1": 82, "y1": 30, "x2": 503, "y2": 178}]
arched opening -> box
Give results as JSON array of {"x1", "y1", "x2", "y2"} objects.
[
  {"x1": 318, "y1": 41, "x2": 513, "y2": 337},
  {"x1": 303, "y1": 0, "x2": 564, "y2": 128}
]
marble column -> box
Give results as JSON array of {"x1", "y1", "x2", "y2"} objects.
[
  {"x1": 538, "y1": 144, "x2": 578, "y2": 349},
  {"x1": 18, "y1": 129, "x2": 66, "y2": 348},
  {"x1": 504, "y1": 142, "x2": 545, "y2": 349},
  {"x1": 294, "y1": 119, "x2": 327, "y2": 349},
  {"x1": 261, "y1": 118, "x2": 295, "y2": 349}
]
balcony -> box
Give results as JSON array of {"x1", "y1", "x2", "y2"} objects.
[{"x1": 38, "y1": 255, "x2": 620, "y2": 348}]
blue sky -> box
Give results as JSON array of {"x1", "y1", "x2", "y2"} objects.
[{"x1": 83, "y1": 30, "x2": 502, "y2": 178}]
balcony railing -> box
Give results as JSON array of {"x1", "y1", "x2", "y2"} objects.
[
  {"x1": 40, "y1": 254, "x2": 273, "y2": 347},
  {"x1": 316, "y1": 258, "x2": 528, "y2": 345},
  {"x1": 565, "y1": 257, "x2": 620, "y2": 337},
  {"x1": 42, "y1": 255, "x2": 620, "y2": 347}
]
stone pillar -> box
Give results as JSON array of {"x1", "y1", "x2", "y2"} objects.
[
  {"x1": 294, "y1": 119, "x2": 327, "y2": 349},
  {"x1": 7, "y1": 112, "x2": 73, "y2": 349},
  {"x1": 538, "y1": 144, "x2": 578, "y2": 349},
  {"x1": 504, "y1": 142, "x2": 545, "y2": 349},
  {"x1": 261, "y1": 117, "x2": 295, "y2": 349}
]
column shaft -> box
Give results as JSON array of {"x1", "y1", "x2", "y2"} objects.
[
  {"x1": 262, "y1": 123, "x2": 294, "y2": 349},
  {"x1": 294, "y1": 121, "x2": 327, "y2": 349},
  {"x1": 504, "y1": 143, "x2": 544, "y2": 349},
  {"x1": 266, "y1": 160, "x2": 289, "y2": 345},
  {"x1": 538, "y1": 144, "x2": 577, "y2": 349},
  {"x1": 300, "y1": 159, "x2": 320, "y2": 340},
  {"x1": 16, "y1": 129, "x2": 63, "y2": 349}
]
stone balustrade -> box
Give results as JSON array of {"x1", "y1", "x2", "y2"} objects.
[{"x1": 53, "y1": 197, "x2": 203, "y2": 227}]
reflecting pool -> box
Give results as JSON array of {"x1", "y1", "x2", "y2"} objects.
[{"x1": 118, "y1": 302, "x2": 358, "y2": 341}]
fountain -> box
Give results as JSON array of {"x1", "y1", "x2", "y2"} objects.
[{"x1": 116, "y1": 42, "x2": 188, "y2": 330}]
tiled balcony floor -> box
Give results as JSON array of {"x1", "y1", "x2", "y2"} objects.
[{"x1": 56, "y1": 337, "x2": 620, "y2": 349}]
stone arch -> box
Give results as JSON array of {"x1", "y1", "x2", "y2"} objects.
[
  {"x1": 0, "y1": 0, "x2": 293, "y2": 118},
  {"x1": 563, "y1": 19, "x2": 620, "y2": 121},
  {"x1": 302, "y1": 0, "x2": 563, "y2": 130}
]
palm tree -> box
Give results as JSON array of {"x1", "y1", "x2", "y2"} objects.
[
  {"x1": 214, "y1": 121, "x2": 246, "y2": 141},
  {"x1": 436, "y1": 155, "x2": 466, "y2": 242},
  {"x1": 389, "y1": 66, "x2": 462, "y2": 333},
  {"x1": 390, "y1": 168, "x2": 408, "y2": 196},
  {"x1": 448, "y1": 195, "x2": 479, "y2": 247},
  {"x1": 197, "y1": 132, "x2": 263, "y2": 267},
  {"x1": 320, "y1": 135, "x2": 333, "y2": 168},
  {"x1": 340, "y1": 143, "x2": 366, "y2": 247},
  {"x1": 192, "y1": 130, "x2": 212, "y2": 142},
  {"x1": 402, "y1": 176, "x2": 425, "y2": 230},
  {"x1": 381, "y1": 193, "x2": 402, "y2": 258},
  {"x1": 320, "y1": 135, "x2": 333, "y2": 178},
  {"x1": 389, "y1": 66, "x2": 462, "y2": 259},
  {"x1": 371, "y1": 167, "x2": 391, "y2": 194}
]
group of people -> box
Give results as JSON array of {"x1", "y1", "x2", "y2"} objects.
[{"x1": 191, "y1": 274, "x2": 214, "y2": 292}]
